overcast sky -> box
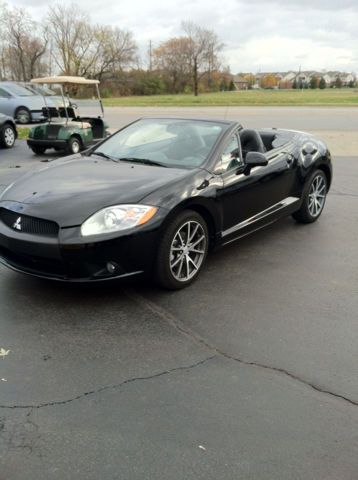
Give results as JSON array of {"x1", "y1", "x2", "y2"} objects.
[{"x1": 7, "y1": 0, "x2": 358, "y2": 73}]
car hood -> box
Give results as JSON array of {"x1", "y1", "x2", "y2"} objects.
[{"x1": 0, "y1": 155, "x2": 193, "y2": 226}]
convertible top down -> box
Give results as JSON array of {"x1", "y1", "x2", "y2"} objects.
[{"x1": 0, "y1": 117, "x2": 332, "y2": 289}]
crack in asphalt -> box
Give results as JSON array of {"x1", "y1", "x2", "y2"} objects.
[
  {"x1": 1, "y1": 287, "x2": 357, "y2": 411},
  {"x1": 0, "y1": 355, "x2": 217, "y2": 410},
  {"x1": 124, "y1": 289, "x2": 358, "y2": 408}
]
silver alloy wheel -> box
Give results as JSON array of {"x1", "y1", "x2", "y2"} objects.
[
  {"x1": 16, "y1": 109, "x2": 30, "y2": 124},
  {"x1": 4, "y1": 127, "x2": 15, "y2": 147},
  {"x1": 71, "y1": 140, "x2": 80, "y2": 154},
  {"x1": 308, "y1": 174, "x2": 326, "y2": 217},
  {"x1": 170, "y1": 220, "x2": 207, "y2": 282}
]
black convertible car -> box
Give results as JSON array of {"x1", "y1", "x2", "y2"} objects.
[{"x1": 0, "y1": 117, "x2": 332, "y2": 289}]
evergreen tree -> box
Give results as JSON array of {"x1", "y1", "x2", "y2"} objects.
[
  {"x1": 228, "y1": 79, "x2": 236, "y2": 91},
  {"x1": 309, "y1": 76, "x2": 318, "y2": 89},
  {"x1": 319, "y1": 78, "x2": 326, "y2": 89},
  {"x1": 292, "y1": 78, "x2": 297, "y2": 89},
  {"x1": 335, "y1": 77, "x2": 342, "y2": 88}
]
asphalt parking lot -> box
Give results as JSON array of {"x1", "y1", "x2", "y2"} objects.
[{"x1": 1, "y1": 116, "x2": 358, "y2": 479}]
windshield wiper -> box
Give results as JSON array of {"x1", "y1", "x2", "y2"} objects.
[
  {"x1": 118, "y1": 157, "x2": 168, "y2": 167},
  {"x1": 91, "y1": 151, "x2": 118, "y2": 161}
]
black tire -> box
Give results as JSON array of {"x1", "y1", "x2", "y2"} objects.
[
  {"x1": 30, "y1": 145, "x2": 47, "y2": 155},
  {"x1": 15, "y1": 107, "x2": 31, "y2": 125},
  {"x1": 0, "y1": 124, "x2": 16, "y2": 148},
  {"x1": 67, "y1": 136, "x2": 82, "y2": 155},
  {"x1": 155, "y1": 210, "x2": 209, "y2": 290},
  {"x1": 292, "y1": 169, "x2": 328, "y2": 223}
]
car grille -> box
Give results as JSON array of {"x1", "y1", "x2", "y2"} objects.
[{"x1": 0, "y1": 208, "x2": 59, "y2": 237}]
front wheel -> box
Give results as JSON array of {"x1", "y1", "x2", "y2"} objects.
[
  {"x1": 15, "y1": 107, "x2": 31, "y2": 124},
  {"x1": 67, "y1": 136, "x2": 82, "y2": 155},
  {"x1": 292, "y1": 169, "x2": 328, "y2": 223},
  {"x1": 155, "y1": 210, "x2": 209, "y2": 289},
  {"x1": 0, "y1": 124, "x2": 16, "y2": 148}
]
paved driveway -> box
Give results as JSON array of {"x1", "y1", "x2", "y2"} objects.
[{"x1": 0, "y1": 140, "x2": 357, "y2": 479}]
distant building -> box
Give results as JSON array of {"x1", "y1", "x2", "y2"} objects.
[{"x1": 233, "y1": 75, "x2": 249, "y2": 90}]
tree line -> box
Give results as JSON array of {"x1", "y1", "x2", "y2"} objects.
[{"x1": 0, "y1": 2, "x2": 229, "y2": 96}]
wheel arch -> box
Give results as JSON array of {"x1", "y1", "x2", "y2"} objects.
[
  {"x1": 160, "y1": 199, "x2": 221, "y2": 250},
  {"x1": 14, "y1": 105, "x2": 30, "y2": 116},
  {"x1": 315, "y1": 162, "x2": 332, "y2": 190}
]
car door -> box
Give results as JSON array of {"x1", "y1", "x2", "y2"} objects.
[
  {"x1": 0, "y1": 88, "x2": 13, "y2": 116},
  {"x1": 215, "y1": 130, "x2": 297, "y2": 242}
]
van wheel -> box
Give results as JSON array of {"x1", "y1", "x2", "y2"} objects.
[{"x1": 67, "y1": 136, "x2": 82, "y2": 154}]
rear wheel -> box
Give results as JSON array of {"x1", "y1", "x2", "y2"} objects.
[
  {"x1": 0, "y1": 124, "x2": 16, "y2": 148},
  {"x1": 15, "y1": 107, "x2": 31, "y2": 125},
  {"x1": 67, "y1": 136, "x2": 82, "y2": 155},
  {"x1": 292, "y1": 169, "x2": 328, "y2": 223},
  {"x1": 30, "y1": 145, "x2": 46, "y2": 155},
  {"x1": 155, "y1": 210, "x2": 209, "y2": 289}
]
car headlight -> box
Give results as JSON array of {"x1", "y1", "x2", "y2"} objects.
[{"x1": 81, "y1": 204, "x2": 158, "y2": 237}]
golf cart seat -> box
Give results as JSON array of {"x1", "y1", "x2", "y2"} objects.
[
  {"x1": 59, "y1": 107, "x2": 76, "y2": 119},
  {"x1": 66, "y1": 121, "x2": 92, "y2": 129},
  {"x1": 42, "y1": 106, "x2": 60, "y2": 119},
  {"x1": 75, "y1": 117, "x2": 105, "y2": 139}
]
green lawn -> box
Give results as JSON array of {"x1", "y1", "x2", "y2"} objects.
[
  {"x1": 103, "y1": 89, "x2": 358, "y2": 107},
  {"x1": 17, "y1": 127, "x2": 30, "y2": 139}
]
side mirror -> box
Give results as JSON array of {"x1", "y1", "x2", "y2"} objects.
[
  {"x1": 245, "y1": 151, "x2": 268, "y2": 167},
  {"x1": 243, "y1": 152, "x2": 268, "y2": 175}
]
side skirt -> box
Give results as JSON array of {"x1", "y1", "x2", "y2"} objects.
[{"x1": 221, "y1": 196, "x2": 300, "y2": 246}]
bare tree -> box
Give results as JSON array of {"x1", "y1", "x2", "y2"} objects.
[
  {"x1": 181, "y1": 21, "x2": 223, "y2": 96},
  {"x1": 153, "y1": 37, "x2": 192, "y2": 93},
  {"x1": 0, "y1": 5, "x2": 48, "y2": 81},
  {"x1": 46, "y1": 5, "x2": 95, "y2": 76},
  {"x1": 92, "y1": 26, "x2": 137, "y2": 80},
  {"x1": 46, "y1": 4, "x2": 137, "y2": 78}
]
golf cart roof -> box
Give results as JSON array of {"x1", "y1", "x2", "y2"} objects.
[{"x1": 31, "y1": 76, "x2": 99, "y2": 85}]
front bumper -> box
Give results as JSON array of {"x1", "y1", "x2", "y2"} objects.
[{"x1": 0, "y1": 218, "x2": 158, "y2": 282}]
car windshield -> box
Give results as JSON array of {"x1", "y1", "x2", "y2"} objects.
[
  {"x1": 28, "y1": 85, "x2": 56, "y2": 96},
  {"x1": 93, "y1": 118, "x2": 226, "y2": 168},
  {"x1": 6, "y1": 84, "x2": 36, "y2": 96}
]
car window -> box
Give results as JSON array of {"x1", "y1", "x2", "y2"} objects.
[
  {"x1": 217, "y1": 133, "x2": 243, "y2": 173},
  {"x1": 0, "y1": 88, "x2": 10, "y2": 98},
  {"x1": 4, "y1": 84, "x2": 35, "y2": 96}
]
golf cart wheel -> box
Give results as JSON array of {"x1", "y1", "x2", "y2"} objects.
[
  {"x1": 30, "y1": 145, "x2": 46, "y2": 155},
  {"x1": 0, "y1": 124, "x2": 16, "y2": 148},
  {"x1": 15, "y1": 107, "x2": 31, "y2": 125},
  {"x1": 67, "y1": 136, "x2": 82, "y2": 155}
]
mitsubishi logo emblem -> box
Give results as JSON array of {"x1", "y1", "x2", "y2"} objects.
[{"x1": 13, "y1": 217, "x2": 22, "y2": 230}]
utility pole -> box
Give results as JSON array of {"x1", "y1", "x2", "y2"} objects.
[{"x1": 148, "y1": 40, "x2": 152, "y2": 72}]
